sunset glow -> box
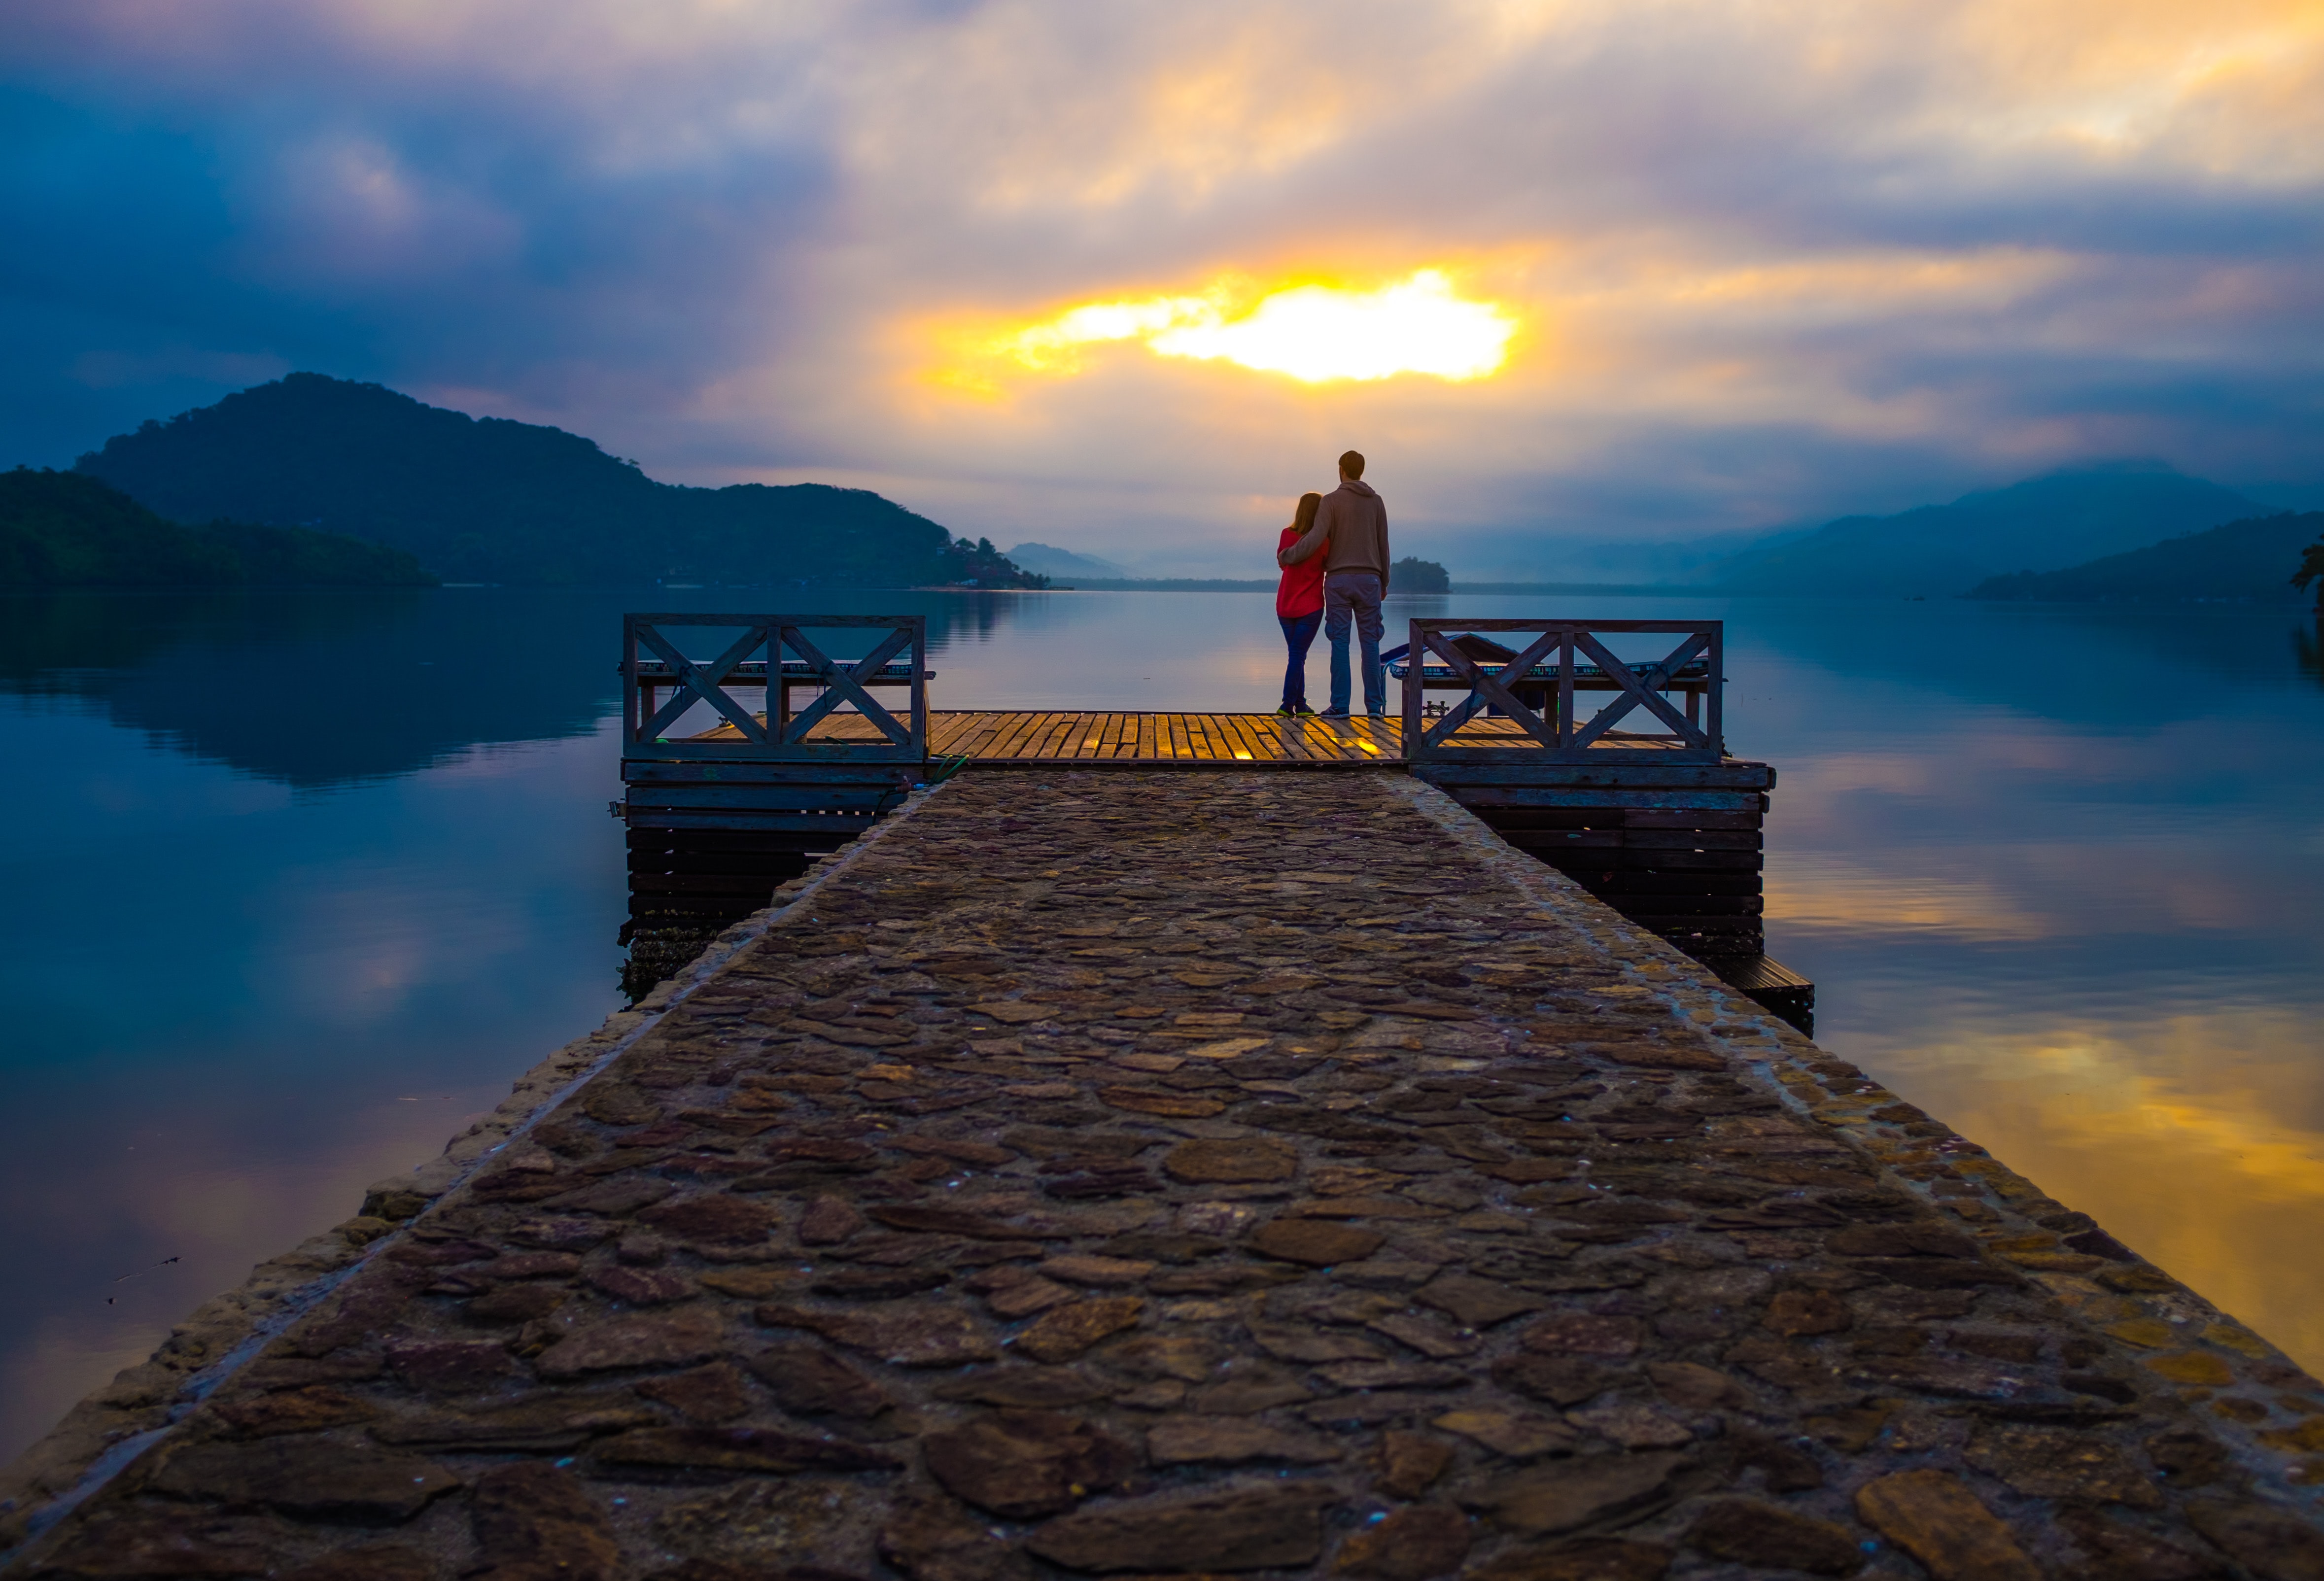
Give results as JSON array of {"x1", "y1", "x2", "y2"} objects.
[{"x1": 968, "y1": 269, "x2": 1517, "y2": 386}]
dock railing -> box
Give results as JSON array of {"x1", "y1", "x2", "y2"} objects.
[
  {"x1": 620, "y1": 613, "x2": 928, "y2": 763},
  {"x1": 1398, "y1": 617, "x2": 1724, "y2": 764}
]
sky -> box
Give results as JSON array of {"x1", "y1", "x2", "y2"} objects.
[{"x1": 4, "y1": 0, "x2": 2322, "y2": 576}]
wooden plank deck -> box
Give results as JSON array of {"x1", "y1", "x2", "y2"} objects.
[
  {"x1": 678, "y1": 711, "x2": 1710, "y2": 767},
  {"x1": 812, "y1": 709, "x2": 1413, "y2": 762},
  {"x1": 682, "y1": 710, "x2": 1704, "y2": 764}
]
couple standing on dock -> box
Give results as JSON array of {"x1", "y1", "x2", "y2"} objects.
[{"x1": 1274, "y1": 449, "x2": 1389, "y2": 719}]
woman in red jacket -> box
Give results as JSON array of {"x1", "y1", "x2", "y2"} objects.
[{"x1": 1276, "y1": 492, "x2": 1326, "y2": 716}]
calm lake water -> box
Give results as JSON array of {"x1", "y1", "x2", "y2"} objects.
[{"x1": 3, "y1": 586, "x2": 2322, "y2": 1459}]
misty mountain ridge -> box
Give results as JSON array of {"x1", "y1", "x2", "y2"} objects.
[
  {"x1": 75, "y1": 374, "x2": 1043, "y2": 589},
  {"x1": 1691, "y1": 462, "x2": 2265, "y2": 597},
  {"x1": 1965, "y1": 512, "x2": 2322, "y2": 604},
  {"x1": 1007, "y1": 542, "x2": 1131, "y2": 580}
]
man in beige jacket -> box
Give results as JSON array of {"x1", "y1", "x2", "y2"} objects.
[{"x1": 1278, "y1": 450, "x2": 1390, "y2": 716}]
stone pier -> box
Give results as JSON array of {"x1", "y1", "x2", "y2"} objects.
[{"x1": 7, "y1": 771, "x2": 2324, "y2": 1580}]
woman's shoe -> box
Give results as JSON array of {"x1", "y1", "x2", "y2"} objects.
[{"x1": 1318, "y1": 706, "x2": 1350, "y2": 718}]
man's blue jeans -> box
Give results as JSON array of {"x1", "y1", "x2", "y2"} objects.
[{"x1": 1323, "y1": 571, "x2": 1386, "y2": 714}]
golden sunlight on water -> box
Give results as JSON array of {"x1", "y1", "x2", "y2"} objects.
[
  {"x1": 1764, "y1": 858, "x2": 2053, "y2": 941},
  {"x1": 934, "y1": 267, "x2": 1516, "y2": 391},
  {"x1": 1843, "y1": 1008, "x2": 2324, "y2": 1374}
]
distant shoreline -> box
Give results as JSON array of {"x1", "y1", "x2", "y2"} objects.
[{"x1": 1052, "y1": 578, "x2": 1704, "y2": 595}]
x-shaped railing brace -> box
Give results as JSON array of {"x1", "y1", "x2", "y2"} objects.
[
  {"x1": 1567, "y1": 629, "x2": 1715, "y2": 749},
  {"x1": 777, "y1": 623, "x2": 916, "y2": 748},
  {"x1": 1419, "y1": 627, "x2": 1566, "y2": 751},
  {"x1": 634, "y1": 621, "x2": 773, "y2": 746},
  {"x1": 1417, "y1": 626, "x2": 1716, "y2": 752}
]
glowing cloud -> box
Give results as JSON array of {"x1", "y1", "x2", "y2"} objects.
[{"x1": 965, "y1": 269, "x2": 1517, "y2": 387}]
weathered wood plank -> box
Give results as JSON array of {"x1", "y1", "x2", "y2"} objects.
[
  {"x1": 1426, "y1": 785, "x2": 1770, "y2": 812},
  {"x1": 992, "y1": 712, "x2": 1044, "y2": 758},
  {"x1": 623, "y1": 760, "x2": 912, "y2": 786},
  {"x1": 1561, "y1": 870, "x2": 1765, "y2": 894},
  {"x1": 1501, "y1": 828, "x2": 1764, "y2": 851},
  {"x1": 626, "y1": 785, "x2": 900, "y2": 811},
  {"x1": 627, "y1": 741, "x2": 919, "y2": 764},
  {"x1": 1401, "y1": 761, "x2": 1775, "y2": 789},
  {"x1": 1536, "y1": 848, "x2": 1764, "y2": 871},
  {"x1": 624, "y1": 811, "x2": 883, "y2": 833},
  {"x1": 1219, "y1": 714, "x2": 1269, "y2": 762}
]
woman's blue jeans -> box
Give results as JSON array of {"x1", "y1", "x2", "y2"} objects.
[{"x1": 1278, "y1": 610, "x2": 1322, "y2": 710}]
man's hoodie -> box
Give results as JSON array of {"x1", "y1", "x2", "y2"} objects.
[{"x1": 1279, "y1": 479, "x2": 1390, "y2": 585}]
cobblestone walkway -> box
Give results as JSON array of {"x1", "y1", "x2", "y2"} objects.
[{"x1": 11, "y1": 772, "x2": 2324, "y2": 1580}]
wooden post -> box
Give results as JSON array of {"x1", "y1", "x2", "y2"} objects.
[{"x1": 1401, "y1": 618, "x2": 1423, "y2": 758}]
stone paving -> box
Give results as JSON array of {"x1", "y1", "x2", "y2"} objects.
[{"x1": 9, "y1": 770, "x2": 2324, "y2": 1581}]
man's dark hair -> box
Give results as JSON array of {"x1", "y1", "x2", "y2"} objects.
[{"x1": 1339, "y1": 450, "x2": 1365, "y2": 480}]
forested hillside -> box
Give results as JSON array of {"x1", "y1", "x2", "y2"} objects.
[
  {"x1": 76, "y1": 375, "x2": 1041, "y2": 588},
  {"x1": 0, "y1": 468, "x2": 435, "y2": 587}
]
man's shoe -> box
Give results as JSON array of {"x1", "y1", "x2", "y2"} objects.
[
  {"x1": 1318, "y1": 706, "x2": 1350, "y2": 718},
  {"x1": 1290, "y1": 704, "x2": 1316, "y2": 716},
  {"x1": 1276, "y1": 705, "x2": 1295, "y2": 716}
]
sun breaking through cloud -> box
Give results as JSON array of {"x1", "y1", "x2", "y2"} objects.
[{"x1": 953, "y1": 269, "x2": 1518, "y2": 390}]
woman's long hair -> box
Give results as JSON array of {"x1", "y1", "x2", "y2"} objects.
[{"x1": 1291, "y1": 492, "x2": 1322, "y2": 534}]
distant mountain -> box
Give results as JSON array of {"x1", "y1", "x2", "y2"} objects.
[
  {"x1": 1006, "y1": 542, "x2": 1129, "y2": 579},
  {"x1": 0, "y1": 467, "x2": 434, "y2": 587},
  {"x1": 1700, "y1": 464, "x2": 2265, "y2": 597},
  {"x1": 75, "y1": 374, "x2": 1043, "y2": 588},
  {"x1": 1965, "y1": 512, "x2": 2322, "y2": 604}
]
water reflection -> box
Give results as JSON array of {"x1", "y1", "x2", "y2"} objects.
[
  {"x1": 0, "y1": 588, "x2": 1054, "y2": 787},
  {"x1": 1734, "y1": 599, "x2": 2324, "y2": 1378}
]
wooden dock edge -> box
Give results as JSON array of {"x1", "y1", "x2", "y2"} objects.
[
  {"x1": 0, "y1": 786, "x2": 965, "y2": 1558},
  {"x1": 1698, "y1": 952, "x2": 1816, "y2": 1036}
]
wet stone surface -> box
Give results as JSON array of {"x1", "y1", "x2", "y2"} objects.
[{"x1": 10, "y1": 770, "x2": 2324, "y2": 1579}]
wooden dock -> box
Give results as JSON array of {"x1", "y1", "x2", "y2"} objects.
[
  {"x1": 615, "y1": 615, "x2": 1801, "y2": 1028},
  {"x1": 701, "y1": 710, "x2": 1720, "y2": 765},
  {"x1": 716, "y1": 709, "x2": 1409, "y2": 764}
]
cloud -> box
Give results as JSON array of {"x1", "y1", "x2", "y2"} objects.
[{"x1": 2, "y1": 0, "x2": 2320, "y2": 571}]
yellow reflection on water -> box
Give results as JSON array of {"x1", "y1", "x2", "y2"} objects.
[
  {"x1": 932, "y1": 268, "x2": 1517, "y2": 391},
  {"x1": 1766, "y1": 857, "x2": 2052, "y2": 941},
  {"x1": 1850, "y1": 1007, "x2": 2324, "y2": 1373}
]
